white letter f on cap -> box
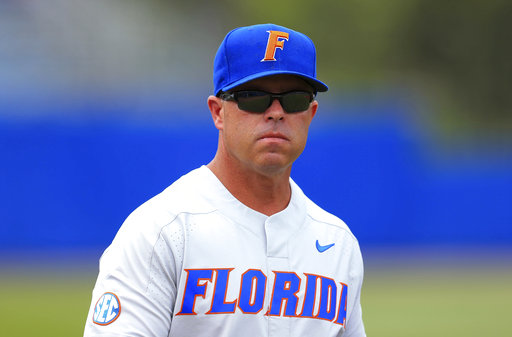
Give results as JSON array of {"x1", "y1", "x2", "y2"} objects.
[{"x1": 261, "y1": 30, "x2": 289, "y2": 62}]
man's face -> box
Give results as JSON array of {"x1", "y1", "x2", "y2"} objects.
[{"x1": 213, "y1": 74, "x2": 318, "y2": 176}]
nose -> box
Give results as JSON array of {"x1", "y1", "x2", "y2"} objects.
[{"x1": 265, "y1": 98, "x2": 285, "y2": 121}]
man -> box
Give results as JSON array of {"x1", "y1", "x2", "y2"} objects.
[{"x1": 84, "y1": 23, "x2": 366, "y2": 337}]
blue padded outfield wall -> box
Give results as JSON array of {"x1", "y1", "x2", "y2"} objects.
[{"x1": 1, "y1": 99, "x2": 511, "y2": 255}]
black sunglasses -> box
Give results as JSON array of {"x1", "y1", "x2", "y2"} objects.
[{"x1": 220, "y1": 90, "x2": 315, "y2": 113}]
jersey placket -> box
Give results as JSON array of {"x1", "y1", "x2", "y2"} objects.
[{"x1": 263, "y1": 182, "x2": 306, "y2": 337}]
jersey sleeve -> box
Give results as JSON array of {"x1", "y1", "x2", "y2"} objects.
[
  {"x1": 83, "y1": 204, "x2": 183, "y2": 337},
  {"x1": 342, "y1": 242, "x2": 366, "y2": 337}
]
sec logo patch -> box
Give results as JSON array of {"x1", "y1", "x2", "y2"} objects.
[{"x1": 93, "y1": 292, "x2": 121, "y2": 325}]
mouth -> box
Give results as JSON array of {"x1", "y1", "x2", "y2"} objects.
[{"x1": 258, "y1": 132, "x2": 289, "y2": 141}]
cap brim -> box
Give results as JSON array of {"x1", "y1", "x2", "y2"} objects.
[{"x1": 218, "y1": 70, "x2": 328, "y2": 95}]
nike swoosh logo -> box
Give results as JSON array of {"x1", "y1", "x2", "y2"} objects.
[{"x1": 316, "y1": 240, "x2": 335, "y2": 253}]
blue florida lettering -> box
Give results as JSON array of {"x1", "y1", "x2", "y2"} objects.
[
  {"x1": 177, "y1": 269, "x2": 214, "y2": 315},
  {"x1": 207, "y1": 268, "x2": 237, "y2": 314},
  {"x1": 268, "y1": 271, "x2": 301, "y2": 317},
  {"x1": 176, "y1": 268, "x2": 348, "y2": 327},
  {"x1": 238, "y1": 269, "x2": 266, "y2": 313},
  {"x1": 300, "y1": 273, "x2": 338, "y2": 320}
]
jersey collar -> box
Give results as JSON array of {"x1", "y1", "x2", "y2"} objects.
[{"x1": 198, "y1": 165, "x2": 307, "y2": 248}]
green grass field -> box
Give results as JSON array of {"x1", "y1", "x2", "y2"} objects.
[
  {"x1": 1, "y1": 259, "x2": 510, "y2": 336},
  {"x1": 362, "y1": 266, "x2": 511, "y2": 336}
]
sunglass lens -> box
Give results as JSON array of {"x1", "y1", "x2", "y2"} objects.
[
  {"x1": 236, "y1": 92, "x2": 271, "y2": 113},
  {"x1": 282, "y1": 92, "x2": 312, "y2": 113}
]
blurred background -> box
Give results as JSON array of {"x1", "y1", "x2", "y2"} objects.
[{"x1": 1, "y1": 0, "x2": 511, "y2": 336}]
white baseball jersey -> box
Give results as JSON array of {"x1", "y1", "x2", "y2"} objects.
[{"x1": 84, "y1": 166, "x2": 366, "y2": 337}]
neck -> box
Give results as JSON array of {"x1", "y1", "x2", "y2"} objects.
[{"x1": 207, "y1": 155, "x2": 292, "y2": 216}]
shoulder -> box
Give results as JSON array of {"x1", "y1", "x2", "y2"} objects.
[
  {"x1": 306, "y1": 199, "x2": 358, "y2": 240},
  {"x1": 130, "y1": 166, "x2": 215, "y2": 225},
  {"x1": 98, "y1": 167, "x2": 216, "y2": 280},
  {"x1": 291, "y1": 179, "x2": 358, "y2": 243},
  {"x1": 110, "y1": 167, "x2": 216, "y2": 249}
]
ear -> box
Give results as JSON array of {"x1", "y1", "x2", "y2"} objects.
[
  {"x1": 310, "y1": 100, "x2": 318, "y2": 120},
  {"x1": 207, "y1": 95, "x2": 224, "y2": 130}
]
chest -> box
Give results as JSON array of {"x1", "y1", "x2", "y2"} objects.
[{"x1": 169, "y1": 212, "x2": 354, "y2": 335}]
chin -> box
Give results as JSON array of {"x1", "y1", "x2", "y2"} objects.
[{"x1": 253, "y1": 158, "x2": 293, "y2": 176}]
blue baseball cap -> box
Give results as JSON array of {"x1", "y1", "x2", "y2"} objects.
[{"x1": 213, "y1": 23, "x2": 328, "y2": 95}]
